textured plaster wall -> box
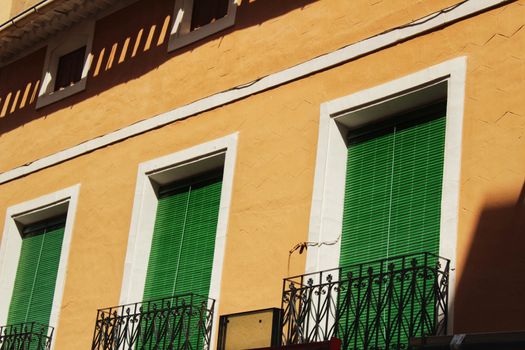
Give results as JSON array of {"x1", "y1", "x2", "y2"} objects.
[
  {"x1": 8, "y1": 0, "x2": 40, "y2": 17},
  {"x1": 0, "y1": 0, "x2": 12, "y2": 23},
  {"x1": 0, "y1": 0, "x2": 461, "y2": 173},
  {"x1": 0, "y1": 0, "x2": 523, "y2": 348}
]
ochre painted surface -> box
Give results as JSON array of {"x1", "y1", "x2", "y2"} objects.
[
  {"x1": 0, "y1": 0, "x2": 523, "y2": 349},
  {"x1": 0, "y1": 0, "x2": 460, "y2": 172},
  {"x1": 7, "y1": 0, "x2": 40, "y2": 17},
  {"x1": 0, "y1": 0, "x2": 12, "y2": 23}
]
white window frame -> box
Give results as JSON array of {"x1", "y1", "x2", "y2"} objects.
[
  {"x1": 0, "y1": 184, "x2": 80, "y2": 350},
  {"x1": 305, "y1": 57, "x2": 467, "y2": 333},
  {"x1": 168, "y1": 0, "x2": 237, "y2": 52},
  {"x1": 36, "y1": 21, "x2": 94, "y2": 109},
  {"x1": 120, "y1": 133, "x2": 238, "y2": 350}
]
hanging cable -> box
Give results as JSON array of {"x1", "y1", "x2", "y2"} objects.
[{"x1": 287, "y1": 235, "x2": 341, "y2": 275}]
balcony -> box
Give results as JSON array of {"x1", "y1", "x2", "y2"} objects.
[
  {"x1": 0, "y1": 322, "x2": 54, "y2": 350},
  {"x1": 91, "y1": 293, "x2": 215, "y2": 350},
  {"x1": 281, "y1": 252, "x2": 449, "y2": 350}
]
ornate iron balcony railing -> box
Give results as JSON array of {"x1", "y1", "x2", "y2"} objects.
[
  {"x1": 91, "y1": 293, "x2": 215, "y2": 350},
  {"x1": 0, "y1": 322, "x2": 54, "y2": 350},
  {"x1": 281, "y1": 252, "x2": 450, "y2": 350}
]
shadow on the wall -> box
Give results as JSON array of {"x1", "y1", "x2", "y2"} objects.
[
  {"x1": 0, "y1": 0, "x2": 317, "y2": 137},
  {"x1": 0, "y1": 47, "x2": 46, "y2": 137},
  {"x1": 453, "y1": 180, "x2": 525, "y2": 333}
]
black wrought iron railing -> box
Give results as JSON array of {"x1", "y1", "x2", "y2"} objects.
[
  {"x1": 281, "y1": 252, "x2": 449, "y2": 350},
  {"x1": 0, "y1": 322, "x2": 54, "y2": 350},
  {"x1": 91, "y1": 293, "x2": 215, "y2": 350}
]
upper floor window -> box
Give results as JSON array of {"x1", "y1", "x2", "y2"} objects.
[
  {"x1": 36, "y1": 21, "x2": 94, "y2": 109},
  {"x1": 168, "y1": 0, "x2": 237, "y2": 52},
  {"x1": 54, "y1": 46, "x2": 87, "y2": 92}
]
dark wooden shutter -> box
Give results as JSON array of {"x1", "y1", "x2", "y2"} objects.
[
  {"x1": 191, "y1": 0, "x2": 229, "y2": 31},
  {"x1": 54, "y1": 46, "x2": 86, "y2": 91}
]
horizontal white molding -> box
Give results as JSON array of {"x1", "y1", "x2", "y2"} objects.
[{"x1": 0, "y1": 0, "x2": 511, "y2": 184}]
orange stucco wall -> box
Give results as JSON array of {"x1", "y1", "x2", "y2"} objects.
[
  {"x1": 0, "y1": 0, "x2": 524, "y2": 349},
  {"x1": 0, "y1": 0, "x2": 12, "y2": 23},
  {"x1": 0, "y1": 0, "x2": 462, "y2": 173},
  {"x1": 8, "y1": 0, "x2": 39, "y2": 17}
]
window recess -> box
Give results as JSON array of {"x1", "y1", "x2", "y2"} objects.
[
  {"x1": 190, "y1": 0, "x2": 229, "y2": 30},
  {"x1": 54, "y1": 46, "x2": 87, "y2": 92}
]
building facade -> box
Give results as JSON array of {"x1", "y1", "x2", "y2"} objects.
[{"x1": 0, "y1": 0, "x2": 524, "y2": 349}]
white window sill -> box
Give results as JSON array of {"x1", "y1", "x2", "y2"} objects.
[{"x1": 35, "y1": 78, "x2": 87, "y2": 109}]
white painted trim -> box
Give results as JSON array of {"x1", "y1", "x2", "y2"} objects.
[
  {"x1": 119, "y1": 133, "x2": 238, "y2": 350},
  {"x1": 0, "y1": 185, "x2": 81, "y2": 350},
  {"x1": 306, "y1": 56, "x2": 466, "y2": 333},
  {"x1": 35, "y1": 20, "x2": 95, "y2": 109},
  {"x1": 0, "y1": 0, "x2": 507, "y2": 184},
  {"x1": 168, "y1": 0, "x2": 237, "y2": 52}
]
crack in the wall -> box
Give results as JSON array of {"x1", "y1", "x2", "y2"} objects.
[
  {"x1": 483, "y1": 24, "x2": 524, "y2": 45},
  {"x1": 496, "y1": 111, "x2": 524, "y2": 123}
]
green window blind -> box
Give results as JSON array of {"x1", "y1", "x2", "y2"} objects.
[
  {"x1": 7, "y1": 216, "x2": 66, "y2": 326},
  {"x1": 143, "y1": 171, "x2": 223, "y2": 301},
  {"x1": 338, "y1": 103, "x2": 446, "y2": 350},
  {"x1": 340, "y1": 102, "x2": 446, "y2": 267}
]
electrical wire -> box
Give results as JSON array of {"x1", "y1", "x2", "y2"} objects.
[{"x1": 287, "y1": 234, "x2": 341, "y2": 276}]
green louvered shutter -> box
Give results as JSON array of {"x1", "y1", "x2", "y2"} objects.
[
  {"x1": 338, "y1": 103, "x2": 446, "y2": 349},
  {"x1": 340, "y1": 102, "x2": 446, "y2": 266},
  {"x1": 387, "y1": 112, "x2": 446, "y2": 258},
  {"x1": 7, "y1": 217, "x2": 66, "y2": 326},
  {"x1": 143, "y1": 171, "x2": 223, "y2": 301},
  {"x1": 339, "y1": 128, "x2": 395, "y2": 265}
]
